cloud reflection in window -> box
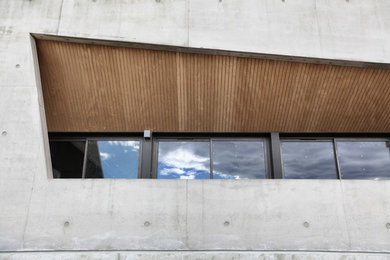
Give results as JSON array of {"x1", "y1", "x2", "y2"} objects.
[
  {"x1": 157, "y1": 140, "x2": 267, "y2": 179},
  {"x1": 85, "y1": 140, "x2": 140, "y2": 178},
  {"x1": 157, "y1": 141, "x2": 210, "y2": 179}
]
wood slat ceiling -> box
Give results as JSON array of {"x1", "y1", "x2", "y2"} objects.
[{"x1": 37, "y1": 39, "x2": 390, "y2": 133}]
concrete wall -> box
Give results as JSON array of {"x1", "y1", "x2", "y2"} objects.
[
  {"x1": 1, "y1": 251, "x2": 390, "y2": 260},
  {"x1": 1, "y1": 0, "x2": 390, "y2": 259}
]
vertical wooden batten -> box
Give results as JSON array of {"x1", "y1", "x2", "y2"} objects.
[{"x1": 36, "y1": 39, "x2": 390, "y2": 133}]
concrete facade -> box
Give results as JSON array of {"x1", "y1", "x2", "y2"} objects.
[
  {"x1": 1, "y1": 251, "x2": 390, "y2": 260},
  {"x1": 1, "y1": 0, "x2": 390, "y2": 259}
]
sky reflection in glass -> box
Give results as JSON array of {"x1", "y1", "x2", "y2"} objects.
[
  {"x1": 282, "y1": 141, "x2": 338, "y2": 179},
  {"x1": 337, "y1": 141, "x2": 390, "y2": 179},
  {"x1": 85, "y1": 140, "x2": 140, "y2": 178},
  {"x1": 157, "y1": 141, "x2": 210, "y2": 179},
  {"x1": 213, "y1": 141, "x2": 266, "y2": 179}
]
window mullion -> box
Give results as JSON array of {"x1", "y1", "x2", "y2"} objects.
[
  {"x1": 333, "y1": 139, "x2": 342, "y2": 180},
  {"x1": 210, "y1": 139, "x2": 213, "y2": 179},
  {"x1": 270, "y1": 133, "x2": 283, "y2": 179},
  {"x1": 81, "y1": 138, "x2": 89, "y2": 179},
  {"x1": 140, "y1": 136, "x2": 153, "y2": 179}
]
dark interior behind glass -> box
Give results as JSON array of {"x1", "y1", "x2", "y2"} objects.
[{"x1": 49, "y1": 141, "x2": 85, "y2": 178}]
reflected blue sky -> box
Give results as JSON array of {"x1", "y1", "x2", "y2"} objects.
[
  {"x1": 282, "y1": 141, "x2": 338, "y2": 179},
  {"x1": 97, "y1": 140, "x2": 140, "y2": 178},
  {"x1": 213, "y1": 141, "x2": 266, "y2": 179},
  {"x1": 337, "y1": 141, "x2": 390, "y2": 179},
  {"x1": 157, "y1": 140, "x2": 267, "y2": 179},
  {"x1": 158, "y1": 141, "x2": 210, "y2": 179}
]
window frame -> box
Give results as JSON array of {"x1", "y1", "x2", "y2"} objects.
[
  {"x1": 48, "y1": 133, "x2": 390, "y2": 180},
  {"x1": 49, "y1": 136, "x2": 143, "y2": 179},
  {"x1": 334, "y1": 138, "x2": 390, "y2": 180},
  {"x1": 152, "y1": 136, "x2": 271, "y2": 179},
  {"x1": 280, "y1": 138, "x2": 340, "y2": 179},
  {"x1": 279, "y1": 136, "x2": 390, "y2": 180},
  {"x1": 49, "y1": 138, "x2": 87, "y2": 179}
]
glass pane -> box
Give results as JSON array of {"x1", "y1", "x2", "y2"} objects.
[
  {"x1": 85, "y1": 140, "x2": 140, "y2": 178},
  {"x1": 282, "y1": 141, "x2": 338, "y2": 179},
  {"x1": 337, "y1": 141, "x2": 390, "y2": 179},
  {"x1": 157, "y1": 141, "x2": 210, "y2": 179},
  {"x1": 49, "y1": 141, "x2": 85, "y2": 178},
  {"x1": 212, "y1": 141, "x2": 266, "y2": 179}
]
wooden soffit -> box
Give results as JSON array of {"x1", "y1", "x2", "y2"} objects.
[{"x1": 36, "y1": 37, "x2": 390, "y2": 133}]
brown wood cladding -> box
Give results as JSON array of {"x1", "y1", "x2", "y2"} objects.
[{"x1": 37, "y1": 39, "x2": 390, "y2": 133}]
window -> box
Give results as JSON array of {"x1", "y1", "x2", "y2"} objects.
[
  {"x1": 212, "y1": 140, "x2": 267, "y2": 179},
  {"x1": 336, "y1": 140, "x2": 390, "y2": 179},
  {"x1": 155, "y1": 138, "x2": 269, "y2": 179},
  {"x1": 280, "y1": 137, "x2": 390, "y2": 180},
  {"x1": 281, "y1": 140, "x2": 338, "y2": 179},
  {"x1": 49, "y1": 140, "x2": 85, "y2": 178},
  {"x1": 157, "y1": 141, "x2": 211, "y2": 179},
  {"x1": 49, "y1": 137, "x2": 141, "y2": 179},
  {"x1": 49, "y1": 134, "x2": 390, "y2": 180},
  {"x1": 84, "y1": 140, "x2": 141, "y2": 178}
]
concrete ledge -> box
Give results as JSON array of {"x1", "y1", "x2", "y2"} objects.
[
  {"x1": 32, "y1": 33, "x2": 390, "y2": 69},
  {"x1": 0, "y1": 251, "x2": 389, "y2": 260}
]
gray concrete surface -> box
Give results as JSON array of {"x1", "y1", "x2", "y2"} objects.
[
  {"x1": 1, "y1": 251, "x2": 390, "y2": 260},
  {"x1": 1, "y1": 0, "x2": 390, "y2": 258}
]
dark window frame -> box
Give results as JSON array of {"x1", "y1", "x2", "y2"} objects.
[
  {"x1": 152, "y1": 136, "x2": 271, "y2": 179},
  {"x1": 49, "y1": 139, "x2": 86, "y2": 178},
  {"x1": 280, "y1": 138, "x2": 340, "y2": 179},
  {"x1": 334, "y1": 138, "x2": 390, "y2": 180},
  {"x1": 279, "y1": 135, "x2": 390, "y2": 180},
  {"x1": 49, "y1": 136, "x2": 143, "y2": 179},
  {"x1": 48, "y1": 133, "x2": 390, "y2": 180}
]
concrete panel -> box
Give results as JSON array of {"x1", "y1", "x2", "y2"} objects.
[
  {"x1": 21, "y1": 180, "x2": 187, "y2": 250},
  {"x1": 1, "y1": 0, "x2": 390, "y2": 256},
  {"x1": 314, "y1": 1, "x2": 390, "y2": 61},
  {"x1": 0, "y1": 35, "x2": 37, "y2": 87},
  {"x1": 0, "y1": 0, "x2": 63, "y2": 34},
  {"x1": 0, "y1": 178, "x2": 388, "y2": 252},
  {"x1": 0, "y1": 216, "x2": 26, "y2": 250},
  {"x1": 0, "y1": 87, "x2": 47, "y2": 181},
  {"x1": 186, "y1": 180, "x2": 349, "y2": 250},
  {"x1": 58, "y1": 0, "x2": 189, "y2": 46},
  {"x1": 341, "y1": 181, "x2": 390, "y2": 251},
  {"x1": 1, "y1": 251, "x2": 390, "y2": 260},
  {"x1": 0, "y1": 87, "x2": 48, "y2": 250},
  {"x1": 0, "y1": 0, "x2": 63, "y2": 87},
  {"x1": 189, "y1": 0, "x2": 390, "y2": 63}
]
